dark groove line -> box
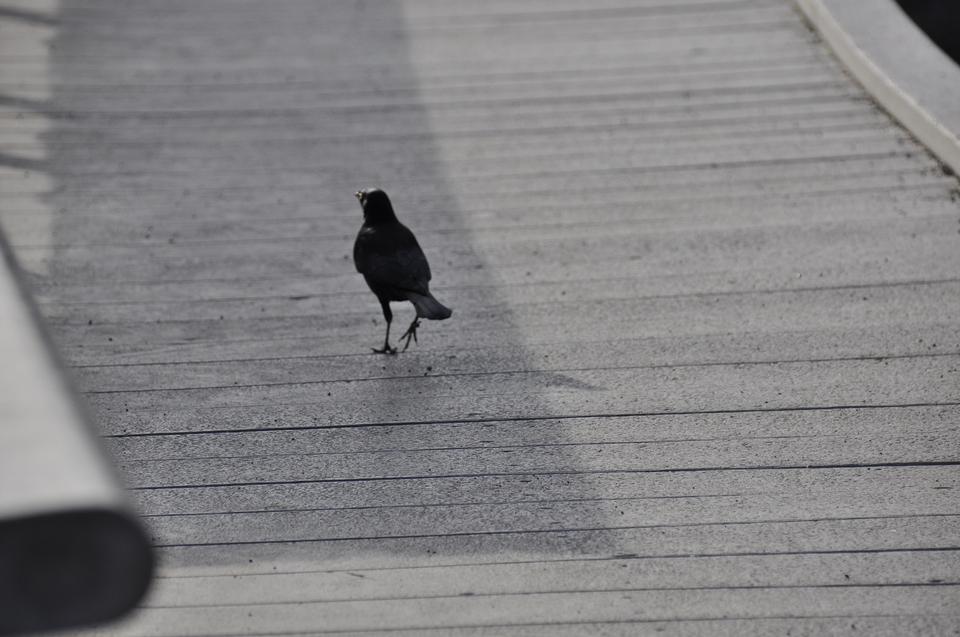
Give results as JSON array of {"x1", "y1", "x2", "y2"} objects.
[
  {"x1": 0, "y1": 97, "x2": 874, "y2": 150},
  {"x1": 156, "y1": 546, "x2": 960, "y2": 580},
  {"x1": 2, "y1": 129, "x2": 889, "y2": 173},
  {"x1": 8, "y1": 145, "x2": 898, "y2": 185},
  {"x1": 4, "y1": 64, "x2": 837, "y2": 114},
  {"x1": 6, "y1": 140, "x2": 915, "y2": 228},
  {"x1": 13, "y1": 159, "x2": 926, "y2": 248},
  {"x1": 139, "y1": 492, "x2": 761, "y2": 519},
  {"x1": 13, "y1": 166, "x2": 938, "y2": 254},
  {"x1": 83, "y1": 350, "x2": 960, "y2": 395},
  {"x1": 117, "y1": 429, "x2": 960, "y2": 465},
  {"x1": 403, "y1": 1, "x2": 788, "y2": 24},
  {"x1": 20, "y1": 188, "x2": 944, "y2": 262},
  {"x1": 0, "y1": 74, "x2": 854, "y2": 117},
  {"x1": 327, "y1": 45, "x2": 800, "y2": 79},
  {"x1": 116, "y1": 432, "x2": 867, "y2": 464},
  {"x1": 15, "y1": 183, "x2": 948, "y2": 270},
  {"x1": 180, "y1": 613, "x2": 960, "y2": 636},
  {"x1": 405, "y1": 20, "x2": 805, "y2": 40},
  {"x1": 9, "y1": 175, "x2": 938, "y2": 234},
  {"x1": 102, "y1": 401, "x2": 960, "y2": 438},
  {"x1": 151, "y1": 512, "x2": 960, "y2": 548},
  {"x1": 31, "y1": 202, "x2": 953, "y2": 269},
  {"x1": 5, "y1": 140, "x2": 896, "y2": 199},
  {"x1": 53, "y1": 295, "x2": 959, "y2": 344},
  {"x1": 17, "y1": 11, "x2": 803, "y2": 43},
  {"x1": 130, "y1": 461, "x2": 960, "y2": 492},
  {"x1": 4, "y1": 149, "x2": 914, "y2": 228},
  {"x1": 53, "y1": 271, "x2": 960, "y2": 336},
  {"x1": 0, "y1": 30, "x2": 791, "y2": 64},
  {"x1": 0, "y1": 55, "x2": 825, "y2": 92},
  {"x1": 0, "y1": 77, "x2": 849, "y2": 119},
  {"x1": 4, "y1": 153, "x2": 916, "y2": 230},
  {"x1": 53, "y1": 274, "x2": 960, "y2": 323},
  {"x1": 143, "y1": 581, "x2": 960, "y2": 610},
  {"x1": 0, "y1": 19, "x2": 809, "y2": 66},
  {"x1": 28, "y1": 1, "x2": 786, "y2": 21},
  {"x1": 0, "y1": 112, "x2": 879, "y2": 155}
]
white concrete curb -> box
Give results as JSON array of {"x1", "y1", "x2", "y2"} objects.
[
  {"x1": 796, "y1": 0, "x2": 960, "y2": 176},
  {"x1": 0, "y1": 234, "x2": 153, "y2": 631}
]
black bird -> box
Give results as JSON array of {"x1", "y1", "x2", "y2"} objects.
[{"x1": 353, "y1": 188, "x2": 452, "y2": 354}]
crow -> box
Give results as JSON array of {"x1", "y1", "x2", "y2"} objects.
[{"x1": 353, "y1": 188, "x2": 452, "y2": 354}]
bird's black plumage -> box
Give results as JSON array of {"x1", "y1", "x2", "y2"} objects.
[{"x1": 353, "y1": 188, "x2": 451, "y2": 354}]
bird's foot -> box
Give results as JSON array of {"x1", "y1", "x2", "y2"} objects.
[
  {"x1": 371, "y1": 344, "x2": 397, "y2": 355},
  {"x1": 399, "y1": 319, "x2": 420, "y2": 352}
]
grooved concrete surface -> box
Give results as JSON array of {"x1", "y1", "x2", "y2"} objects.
[{"x1": 2, "y1": 0, "x2": 960, "y2": 634}]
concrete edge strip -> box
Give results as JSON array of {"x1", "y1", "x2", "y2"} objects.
[
  {"x1": 0, "y1": 230, "x2": 154, "y2": 631},
  {"x1": 795, "y1": 0, "x2": 960, "y2": 176}
]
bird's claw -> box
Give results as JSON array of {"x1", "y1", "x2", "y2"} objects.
[
  {"x1": 400, "y1": 319, "x2": 420, "y2": 352},
  {"x1": 372, "y1": 344, "x2": 397, "y2": 355}
]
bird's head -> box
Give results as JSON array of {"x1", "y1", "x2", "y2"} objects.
[{"x1": 354, "y1": 187, "x2": 396, "y2": 224}]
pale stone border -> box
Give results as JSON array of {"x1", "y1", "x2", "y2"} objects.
[
  {"x1": 0, "y1": 231, "x2": 154, "y2": 633},
  {"x1": 796, "y1": 0, "x2": 960, "y2": 175}
]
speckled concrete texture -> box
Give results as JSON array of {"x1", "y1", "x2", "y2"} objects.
[{"x1": 1, "y1": 0, "x2": 959, "y2": 634}]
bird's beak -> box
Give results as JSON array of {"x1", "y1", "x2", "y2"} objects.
[{"x1": 354, "y1": 190, "x2": 363, "y2": 201}]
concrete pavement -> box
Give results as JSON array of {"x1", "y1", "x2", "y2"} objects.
[{"x1": 0, "y1": 0, "x2": 959, "y2": 634}]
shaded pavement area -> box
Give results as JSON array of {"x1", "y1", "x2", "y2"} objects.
[{"x1": 0, "y1": 0, "x2": 959, "y2": 634}]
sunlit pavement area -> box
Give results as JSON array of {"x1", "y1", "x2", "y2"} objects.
[{"x1": 1, "y1": 0, "x2": 959, "y2": 634}]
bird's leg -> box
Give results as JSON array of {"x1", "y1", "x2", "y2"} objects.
[
  {"x1": 372, "y1": 322, "x2": 396, "y2": 355},
  {"x1": 372, "y1": 300, "x2": 397, "y2": 355},
  {"x1": 399, "y1": 317, "x2": 420, "y2": 352}
]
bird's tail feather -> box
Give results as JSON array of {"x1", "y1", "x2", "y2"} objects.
[{"x1": 407, "y1": 292, "x2": 452, "y2": 320}]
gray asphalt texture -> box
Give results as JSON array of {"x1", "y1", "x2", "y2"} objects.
[{"x1": 1, "y1": 0, "x2": 959, "y2": 634}]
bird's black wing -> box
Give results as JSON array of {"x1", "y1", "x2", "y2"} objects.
[{"x1": 354, "y1": 222, "x2": 432, "y2": 294}]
